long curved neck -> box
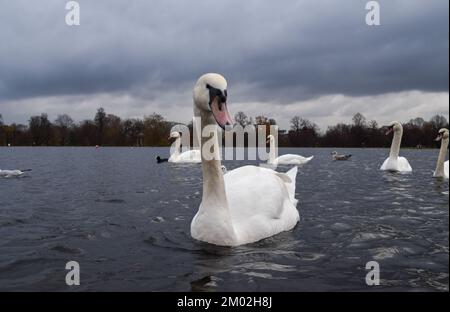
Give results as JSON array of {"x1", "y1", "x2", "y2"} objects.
[
  {"x1": 196, "y1": 108, "x2": 229, "y2": 214},
  {"x1": 389, "y1": 129, "x2": 402, "y2": 159},
  {"x1": 269, "y1": 139, "x2": 276, "y2": 163},
  {"x1": 173, "y1": 137, "x2": 181, "y2": 157},
  {"x1": 435, "y1": 138, "x2": 449, "y2": 176}
]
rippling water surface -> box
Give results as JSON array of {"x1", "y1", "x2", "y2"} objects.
[{"x1": 0, "y1": 147, "x2": 448, "y2": 291}]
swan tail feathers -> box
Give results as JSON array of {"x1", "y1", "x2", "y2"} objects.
[
  {"x1": 286, "y1": 166, "x2": 298, "y2": 182},
  {"x1": 284, "y1": 166, "x2": 298, "y2": 206}
]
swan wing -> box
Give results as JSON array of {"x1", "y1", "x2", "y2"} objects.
[
  {"x1": 224, "y1": 166, "x2": 299, "y2": 245},
  {"x1": 397, "y1": 157, "x2": 413, "y2": 172},
  {"x1": 380, "y1": 158, "x2": 392, "y2": 171}
]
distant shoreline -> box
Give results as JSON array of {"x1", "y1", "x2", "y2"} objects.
[{"x1": 0, "y1": 146, "x2": 441, "y2": 150}]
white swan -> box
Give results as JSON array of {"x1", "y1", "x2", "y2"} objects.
[
  {"x1": 267, "y1": 135, "x2": 313, "y2": 165},
  {"x1": 0, "y1": 169, "x2": 31, "y2": 178},
  {"x1": 190, "y1": 73, "x2": 300, "y2": 247},
  {"x1": 168, "y1": 132, "x2": 201, "y2": 163},
  {"x1": 221, "y1": 165, "x2": 228, "y2": 174},
  {"x1": 380, "y1": 121, "x2": 412, "y2": 172},
  {"x1": 434, "y1": 128, "x2": 449, "y2": 179}
]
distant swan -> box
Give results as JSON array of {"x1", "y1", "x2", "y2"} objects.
[
  {"x1": 190, "y1": 73, "x2": 300, "y2": 246},
  {"x1": 221, "y1": 165, "x2": 228, "y2": 174},
  {"x1": 267, "y1": 135, "x2": 313, "y2": 165},
  {"x1": 380, "y1": 121, "x2": 412, "y2": 172},
  {"x1": 434, "y1": 128, "x2": 449, "y2": 179},
  {"x1": 331, "y1": 151, "x2": 352, "y2": 161},
  {"x1": 0, "y1": 169, "x2": 31, "y2": 178},
  {"x1": 168, "y1": 132, "x2": 201, "y2": 163}
]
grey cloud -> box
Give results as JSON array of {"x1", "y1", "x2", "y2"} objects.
[{"x1": 0, "y1": 0, "x2": 448, "y2": 124}]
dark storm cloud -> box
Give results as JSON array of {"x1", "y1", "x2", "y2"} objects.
[{"x1": 0, "y1": 0, "x2": 448, "y2": 103}]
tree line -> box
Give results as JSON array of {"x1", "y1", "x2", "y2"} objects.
[
  {"x1": 0, "y1": 109, "x2": 448, "y2": 148},
  {"x1": 232, "y1": 111, "x2": 448, "y2": 149}
]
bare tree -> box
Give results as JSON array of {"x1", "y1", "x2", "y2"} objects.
[
  {"x1": 234, "y1": 111, "x2": 251, "y2": 128},
  {"x1": 290, "y1": 116, "x2": 301, "y2": 131},
  {"x1": 254, "y1": 115, "x2": 267, "y2": 125},
  {"x1": 409, "y1": 117, "x2": 425, "y2": 128},
  {"x1": 29, "y1": 113, "x2": 52, "y2": 146},
  {"x1": 430, "y1": 115, "x2": 448, "y2": 130},
  {"x1": 54, "y1": 114, "x2": 74, "y2": 145},
  {"x1": 368, "y1": 120, "x2": 378, "y2": 129},
  {"x1": 94, "y1": 107, "x2": 106, "y2": 145},
  {"x1": 55, "y1": 114, "x2": 74, "y2": 128},
  {"x1": 144, "y1": 113, "x2": 170, "y2": 146},
  {"x1": 352, "y1": 113, "x2": 367, "y2": 128}
]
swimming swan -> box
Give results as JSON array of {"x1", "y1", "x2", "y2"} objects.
[
  {"x1": 434, "y1": 128, "x2": 449, "y2": 179},
  {"x1": 168, "y1": 132, "x2": 201, "y2": 163},
  {"x1": 190, "y1": 74, "x2": 299, "y2": 246},
  {"x1": 380, "y1": 121, "x2": 412, "y2": 172},
  {"x1": 0, "y1": 169, "x2": 31, "y2": 178},
  {"x1": 267, "y1": 135, "x2": 313, "y2": 165}
]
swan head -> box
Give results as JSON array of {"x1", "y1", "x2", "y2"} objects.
[
  {"x1": 435, "y1": 128, "x2": 449, "y2": 142},
  {"x1": 193, "y1": 73, "x2": 233, "y2": 129},
  {"x1": 266, "y1": 134, "x2": 275, "y2": 144},
  {"x1": 331, "y1": 151, "x2": 338, "y2": 156},
  {"x1": 385, "y1": 121, "x2": 403, "y2": 136},
  {"x1": 169, "y1": 131, "x2": 181, "y2": 140},
  {"x1": 221, "y1": 165, "x2": 227, "y2": 174}
]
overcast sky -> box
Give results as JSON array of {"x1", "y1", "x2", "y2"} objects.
[{"x1": 0, "y1": 0, "x2": 448, "y2": 130}]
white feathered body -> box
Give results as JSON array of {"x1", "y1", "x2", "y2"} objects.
[
  {"x1": 169, "y1": 150, "x2": 201, "y2": 163},
  {"x1": 0, "y1": 170, "x2": 25, "y2": 177},
  {"x1": 380, "y1": 122, "x2": 412, "y2": 173},
  {"x1": 445, "y1": 161, "x2": 449, "y2": 179},
  {"x1": 437, "y1": 160, "x2": 449, "y2": 179},
  {"x1": 380, "y1": 157, "x2": 412, "y2": 172},
  {"x1": 191, "y1": 166, "x2": 299, "y2": 246},
  {"x1": 269, "y1": 154, "x2": 314, "y2": 166}
]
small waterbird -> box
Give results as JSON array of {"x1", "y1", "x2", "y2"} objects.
[
  {"x1": 156, "y1": 156, "x2": 169, "y2": 164},
  {"x1": 331, "y1": 151, "x2": 352, "y2": 161},
  {"x1": 0, "y1": 169, "x2": 32, "y2": 178}
]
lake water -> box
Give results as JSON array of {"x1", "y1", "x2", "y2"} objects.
[{"x1": 0, "y1": 147, "x2": 448, "y2": 291}]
